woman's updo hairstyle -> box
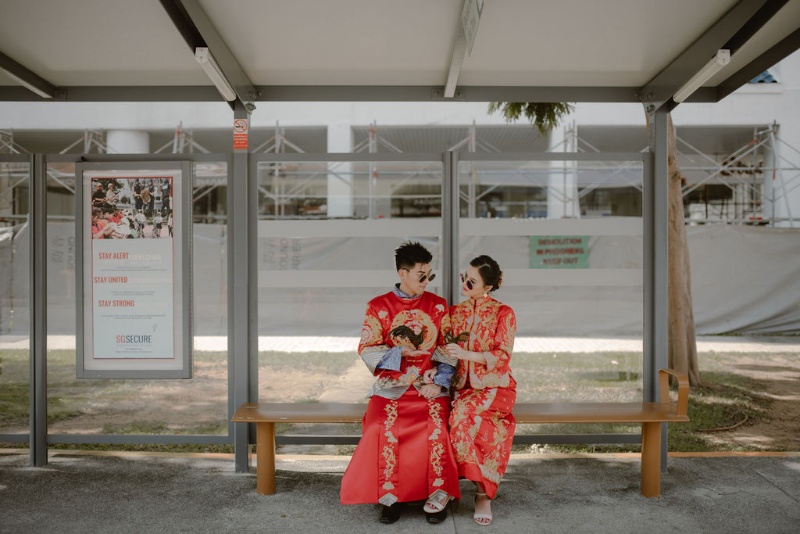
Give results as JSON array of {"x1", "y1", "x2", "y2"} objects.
[{"x1": 470, "y1": 255, "x2": 503, "y2": 292}]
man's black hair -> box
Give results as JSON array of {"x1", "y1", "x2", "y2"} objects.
[{"x1": 394, "y1": 241, "x2": 433, "y2": 271}]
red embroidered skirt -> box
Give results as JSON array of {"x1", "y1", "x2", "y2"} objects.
[
  {"x1": 449, "y1": 385, "x2": 517, "y2": 499},
  {"x1": 340, "y1": 389, "x2": 461, "y2": 505}
]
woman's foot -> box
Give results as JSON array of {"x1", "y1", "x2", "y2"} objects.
[{"x1": 474, "y1": 492, "x2": 492, "y2": 526}]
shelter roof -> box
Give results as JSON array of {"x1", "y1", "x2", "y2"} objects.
[{"x1": 1, "y1": 0, "x2": 799, "y2": 109}]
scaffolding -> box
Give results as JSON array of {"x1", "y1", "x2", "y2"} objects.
[
  {"x1": 676, "y1": 123, "x2": 797, "y2": 226},
  {"x1": 2, "y1": 123, "x2": 799, "y2": 226}
]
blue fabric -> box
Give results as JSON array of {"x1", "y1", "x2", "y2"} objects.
[{"x1": 433, "y1": 363, "x2": 455, "y2": 388}]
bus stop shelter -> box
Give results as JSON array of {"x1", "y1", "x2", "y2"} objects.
[{"x1": 1, "y1": 0, "x2": 800, "y2": 472}]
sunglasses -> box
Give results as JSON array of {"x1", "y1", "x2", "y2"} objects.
[
  {"x1": 404, "y1": 268, "x2": 435, "y2": 283},
  {"x1": 460, "y1": 272, "x2": 476, "y2": 290}
]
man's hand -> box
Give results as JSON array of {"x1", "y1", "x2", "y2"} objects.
[
  {"x1": 422, "y1": 368, "x2": 438, "y2": 384},
  {"x1": 418, "y1": 383, "x2": 443, "y2": 399}
]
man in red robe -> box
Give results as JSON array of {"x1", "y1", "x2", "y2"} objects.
[{"x1": 340, "y1": 241, "x2": 460, "y2": 525}]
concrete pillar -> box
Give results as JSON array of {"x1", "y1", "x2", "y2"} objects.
[
  {"x1": 106, "y1": 129, "x2": 150, "y2": 154},
  {"x1": 766, "y1": 53, "x2": 800, "y2": 227},
  {"x1": 327, "y1": 122, "x2": 354, "y2": 218},
  {"x1": 547, "y1": 121, "x2": 580, "y2": 219},
  {"x1": 0, "y1": 134, "x2": 12, "y2": 216}
]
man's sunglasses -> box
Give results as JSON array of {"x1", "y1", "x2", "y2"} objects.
[
  {"x1": 460, "y1": 272, "x2": 476, "y2": 290},
  {"x1": 404, "y1": 268, "x2": 435, "y2": 283}
]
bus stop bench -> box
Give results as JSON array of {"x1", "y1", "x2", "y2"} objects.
[{"x1": 232, "y1": 368, "x2": 689, "y2": 497}]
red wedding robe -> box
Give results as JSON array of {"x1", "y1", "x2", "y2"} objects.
[
  {"x1": 340, "y1": 289, "x2": 461, "y2": 506},
  {"x1": 449, "y1": 295, "x2": 517, "y2": 499}
]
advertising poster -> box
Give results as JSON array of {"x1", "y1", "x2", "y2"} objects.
[{"x1": 77, "y1": 162, "x2": 192, "y2": 378}]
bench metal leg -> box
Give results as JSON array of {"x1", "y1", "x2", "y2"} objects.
[
  {"x1": 640, "y1": 422, "x2": 662, "y2": 497},
  {"x1": 256, "y1": 422, "x2": 277, "y2": 495}
]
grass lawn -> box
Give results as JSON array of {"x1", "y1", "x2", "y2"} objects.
[{"x1": 0, "y1": 348, "x2": 781, "y2": 454}]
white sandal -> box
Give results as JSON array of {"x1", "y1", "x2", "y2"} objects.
[
  {"x1": 474, "y1": 492, "x2": 492, "y2": 526},
  {"x1": 423, "y1": 489, "x2": 452, "y2": 513}
]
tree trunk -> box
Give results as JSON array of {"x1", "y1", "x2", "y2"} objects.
[{"x1": 666, "y1": 115, "x2": 701, "y2": 385}]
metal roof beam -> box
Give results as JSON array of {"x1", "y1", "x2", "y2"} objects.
[
  {"x1": 639, "y1": 0, "x2": 770, "y2": 109},
  {"x1": 444, "y1": 30, "x2": 467, "y2": 99},
  {"x1": 716, "y1": 26, "x2": 800, "y2": 101},
  {"x1": 0, "y1": 51, "x2": 59, "y2": 99},
  {"x1": 444, "y1": 0, "x2": 484, "y2": 99},
  {"x1": 0, "y1": 85, "x2": 222, "y2": 102},
  {"x1": 0, "y1": 85, "x2": 642, "y2": 103},
  {"x1": 160, "y1": 0, "x2": 258, "y2": 109}
]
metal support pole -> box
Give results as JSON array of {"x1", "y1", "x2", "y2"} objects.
[
  {"x1": 443, "y1": 151, "x2": 459, "y2": 304},
  {"x1": 231, "y1": 101, "x2": 255, "y2": 473},
  {"x1": 644, "y1": 108, "x2": 670, "y2": 470},
  {"x1": 368, "y1": 122, "x2": 377, "y2": 220},
  {"x1": 30, "y1": 153, "x2": 47, "y2": 466}
]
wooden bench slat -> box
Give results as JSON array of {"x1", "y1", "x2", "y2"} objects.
[
  {"x1": 513, "y1": 402, "x2": 689, "y2": 423},
  {"x1": 232, "y1": 402, "x2": 365, "y2": 423},
  {"x1": 233, "y1": 401, "x2": 688, "y2": 424}
]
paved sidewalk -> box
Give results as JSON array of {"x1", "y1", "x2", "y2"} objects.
[{"x1": 1, "y1": 450, "x2": 799, "y2": 533}]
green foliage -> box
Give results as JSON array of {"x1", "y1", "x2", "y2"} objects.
[
  {"x1": 0, "y1": 383, "x2": 29, "y2": 421},
  {"x1": 488, "y1": 101, "x2": 575, "y2": 135}
]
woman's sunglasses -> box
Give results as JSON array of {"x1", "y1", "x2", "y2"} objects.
[{"x1": 460, "y1": 272, "x2": 476, "y2": 290}]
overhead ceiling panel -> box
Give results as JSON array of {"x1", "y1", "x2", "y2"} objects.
[
  {"x1": 0, "y1": 0, "x2": 202, "y2": 86},
  {"x1": 0, "y1": 0, "x2": 797, "y2": 103},
  {"x1": 462, "y1": 0, "x2": 740, "y2": 87},
  {"x1": 198, "y1": 0, "x2": 460, "y2": 86}
]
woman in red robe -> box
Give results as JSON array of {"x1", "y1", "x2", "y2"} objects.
[
  {"x1": 446, "y1": 255, "x2": 516, "y2": 527},
  {"x1": 340, "y1": 242, "x2": 460, "y2": 525}
]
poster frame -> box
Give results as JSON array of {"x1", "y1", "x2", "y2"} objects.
[{"x1": 75, "y1": 160, "x2": 193, "y2": 379}]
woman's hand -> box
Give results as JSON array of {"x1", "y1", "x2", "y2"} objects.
[
  {"x1": 446, "y1": 343, "x2": 486, "y2": 365},
  {"x1": 418, "y1": 383, "x2": 443, "y2": 399},
  {"x1": 446, "y1": 343, "x2": 469, "y2": 360}
]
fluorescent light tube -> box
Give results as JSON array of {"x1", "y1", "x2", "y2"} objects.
[
  {"x1": 673, "y1": 49, "x2": 730, "y2": 103},
  {"x1": 195, "y1": 47, "x2": 237, "y2": 102}
]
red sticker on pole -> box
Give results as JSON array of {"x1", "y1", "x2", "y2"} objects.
[{"x1": 233, "y1": 119, "x2": 249, "y2": 151}]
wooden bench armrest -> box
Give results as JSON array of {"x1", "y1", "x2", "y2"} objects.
[{"x1": 658, "y1": 369, "x2": 689, "y2": 416}]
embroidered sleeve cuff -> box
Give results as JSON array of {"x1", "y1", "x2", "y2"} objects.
[
  {"x1": 484, "y1": 351, "x2": 500, "y2": 371},
  {"x1": 376, "y1": 346, "x2": 402, "y2": 371}
]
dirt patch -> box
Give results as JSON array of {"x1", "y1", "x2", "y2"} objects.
[{"x1": 701, "y1": 352, "x2": 800, "y2": 451}]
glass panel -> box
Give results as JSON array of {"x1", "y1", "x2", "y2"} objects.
[
  {"x1": 45, "y1": 159, "x2": 229, "y2": 438},
  {"x1": 457, "y1": 158, "x2": 644, "y2": 409},
  {"x1": 0, "y1": 161, "x2": 30, "y2": 439},
  {"x1": 256, "y1": 159, "x2": 443, "y2": 411}
]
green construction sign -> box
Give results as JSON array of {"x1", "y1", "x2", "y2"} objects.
[{"x1": 530, "y1": 236, "x2": 589, "y2": 269}]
